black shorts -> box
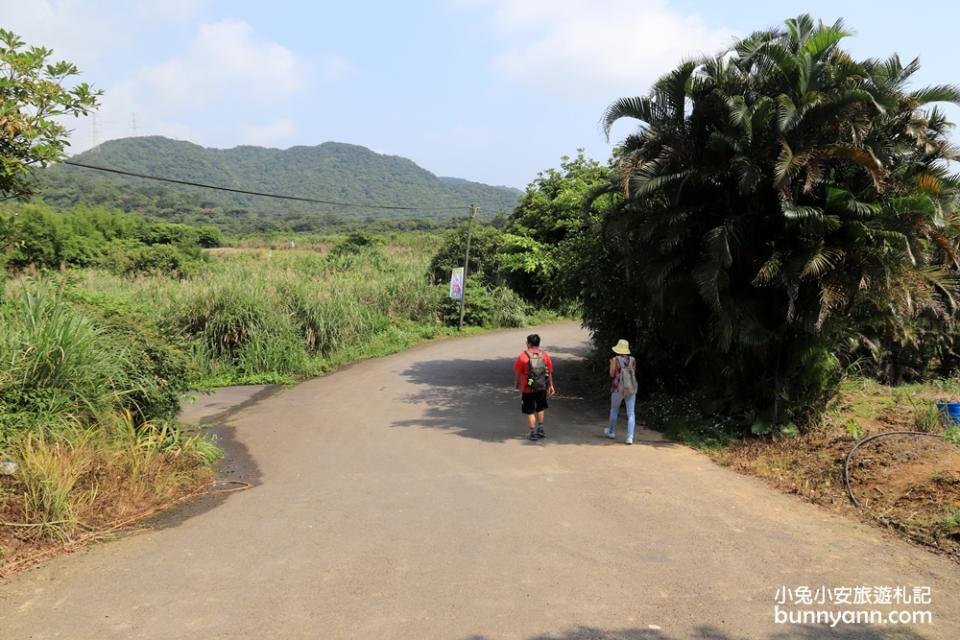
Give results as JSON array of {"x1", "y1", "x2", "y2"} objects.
[{"x1": 521, "y1": 390, "x2": 549, "y2": 414}]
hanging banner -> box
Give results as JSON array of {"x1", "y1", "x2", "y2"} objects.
[{"x1": 449, "y1": 267, "x2": 464, "y2": 300}]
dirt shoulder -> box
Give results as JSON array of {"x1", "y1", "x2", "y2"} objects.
[{"x1": 710, "y1": 380, "x2": 960, "y2": 561}]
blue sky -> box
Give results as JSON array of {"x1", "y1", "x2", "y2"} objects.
[{"x1": 4, "y1": 1, "x2": 958, "y2": 188}]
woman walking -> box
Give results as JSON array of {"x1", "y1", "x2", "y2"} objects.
[{"x1": 605, "y1": 339, "x2": 637, "y2": 444}]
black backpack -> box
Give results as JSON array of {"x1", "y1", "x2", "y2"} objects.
[{"x1": 525, "y1": 350, "x2": 549, "y2": 392}]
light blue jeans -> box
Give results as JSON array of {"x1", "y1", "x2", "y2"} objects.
[{"x1": 608, "y1": 391, "x2": 636, "y2": 440}]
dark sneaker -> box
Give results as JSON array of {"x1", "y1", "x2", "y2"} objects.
[
  {"x1": 535, "y1": 426, "x2": 546, "y2": 439},
  {"x1": 528, "y1": 430, "x2": 538, "y2": 441}
]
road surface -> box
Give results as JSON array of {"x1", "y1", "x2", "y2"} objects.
[{"x1": 1, "y1": 322, "x2": 958, "y2": 639}]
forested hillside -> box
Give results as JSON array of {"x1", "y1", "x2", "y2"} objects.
[{"x1": 38, "y1": 137, "x2": 521, "y2": 232}]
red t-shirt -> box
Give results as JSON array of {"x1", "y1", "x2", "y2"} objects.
[{"x1": 513, "y1": 348, "x2": 553, "y2": 393}]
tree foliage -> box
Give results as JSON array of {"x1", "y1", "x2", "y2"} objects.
[
  {"x1": 0, "y1": 28, "x2": 100, "y2": 199},
  {"x1": 1, "y1": 202, "x2": 216, "y2": 277},
  {"x1": 428, "y1": 222, "x2": 506, "y2": 287},
  {"x1": 38, "y1": 136, "x2": 521, "y2": 230},
  {"x1": 589, "y1": 14, "x2": 960, "y2": 431},
  {"x1": 499, "y1": 151, "x2": 619, "y2": 308},
  {"x1": 427, "y1": 222, "x2": 538, "y2": 327}
]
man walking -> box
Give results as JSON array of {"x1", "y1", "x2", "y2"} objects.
[{"x1": 513, "y1": 334, "x2": 555, "y2": 441}]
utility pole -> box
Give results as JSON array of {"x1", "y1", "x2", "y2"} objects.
[{"x1": 458, "y1": 204, "x2": 478, "y2": 331}]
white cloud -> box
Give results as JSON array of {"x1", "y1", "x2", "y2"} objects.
[
  {"x1": 4, "y1": 3, "x2": 354, "y2": 156},
  {"x1": 133, "y1": 0, "x2": 208, "y2": 21},
  {"x1": 467, "y1": 0, "x2": 735, "y2": 98},
  {"x1": 0, "y1": 0, "x2": 208, "y2": 66},
  {"x1": 240, "y1": 118, "x2": 296, "y2": 147},
  {"x1": 66, "y1": 18, "x2": 325, "y2": 153},
  {"x1": 136, "y1": 19, "x2": 308, "y2": 111},
  {"x1": 0, "y1": 0, "x2": 122, "y2": 67}
]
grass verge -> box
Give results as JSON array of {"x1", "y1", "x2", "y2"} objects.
[{"x1": 1, "y1": 414, "x2": 218, "y2": 573}]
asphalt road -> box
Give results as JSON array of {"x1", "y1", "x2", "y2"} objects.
[{"x1": 1, "y1": 322, "x2": 958, "y2": 639}]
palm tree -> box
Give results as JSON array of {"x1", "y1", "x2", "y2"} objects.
[{"x1": 591, "y1": 14, "x2": 960, "y2": 429}]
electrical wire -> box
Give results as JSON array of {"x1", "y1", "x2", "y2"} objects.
[{"x1": 62, "y1": 160, "x2": 473, "y2": 213}]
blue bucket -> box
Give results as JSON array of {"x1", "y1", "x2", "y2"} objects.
[{"x1": 935, "y1": 401, "x2": 960, "y2": 425}]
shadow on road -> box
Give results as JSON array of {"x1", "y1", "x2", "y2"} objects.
[
  {"x1": 150, "y1": 387, "x2": 277, "y2": 533},
  {"x1": 461, "y1": 624, "x2": 932, "y2": 640},
  {"x1": 391, "y1": 354, "x2": 676, "y2": 448}
]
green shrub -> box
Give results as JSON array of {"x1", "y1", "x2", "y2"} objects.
[
  {"x1": 124, "y1": 244, "x2": 199, "y2": 277},
  {"x1": 174, "y1": 280, "x2": 308, "y2": 375},
  {"x1": 488, "y1": 285, "x2": 530, "y2": 328},
  {"x1": 437, "y1": 276, "x2": 530, "y2": 327},
  {"x1": 0, "y1": 281, "x2": 194, "y2": 444},
  {"x1": 330, "y1": 230, "x2": 381, "y2": 256},
  {"x1": 137, "y1": 222, "x2": 198, "y2": 246},
  {"x1": 84, "y1": 306, "x2": 190, "y2": 424},
  {"x1": 0, "y1": 284, "x2": 128, "y2": 436},
  {"x1": 196, "y1": 225, "x2": 223, "y2": 248},
  {"x1": 1, "y1": 202, "x2": 209, "y2": 276},
  {"x1": 428, "y1": 224, "x2": 503, "y2": 285}
]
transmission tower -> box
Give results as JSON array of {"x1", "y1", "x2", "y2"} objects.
[{"x1": 90, "y1": 114, "x2": 100, "y2": 150}]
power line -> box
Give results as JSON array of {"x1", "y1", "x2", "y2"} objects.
[{"x1": 61, "y1": 160, "x2": 472, "y2": 212}]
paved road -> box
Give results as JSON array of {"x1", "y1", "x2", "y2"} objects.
[{"x1": 1, "y1": 323, "x2": 958, "y2": 639}]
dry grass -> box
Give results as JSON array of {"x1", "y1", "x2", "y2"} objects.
[{"x1": 0, "y1": 415, "x2": 215, "y2": 573}]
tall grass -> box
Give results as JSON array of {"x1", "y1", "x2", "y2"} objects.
[
  {"x1": 67, "y1": 241, "x2": 449, "y2": 385},
  {"x1": 16, "y1": 431, "x2": 96, "y2": 538},
  {"x1": 4, "y1": 415, "x2": 216, "y2": 540},
  {"x1": 0, "y1": 284, "x2": 214, "y2": 544},
  {"x1": 0, "y1": 283, "x2": 129, "y2": 437},
  {"x1": 3, "y1": 233, "x2": 550, "y2": 418}
]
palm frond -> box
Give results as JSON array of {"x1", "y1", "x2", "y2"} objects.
[
  {"x1": 694, "y1": 261, "x2": 725, "y2": 312},
  {"x1": 738, "y1": 313, "x2": 775, "y2": 347},
  {"x1": 782, "y1": 202, "x2": 824, "y2": 220},
  {"x1": 703, "y1": 224, "x2": 733, "y2": 268},
  {"x1": 762, "y1": 41, "x2": 801, "y2": 81},
  {"x1": 822, "y1": 144, "x2": 887, "y2": 190},
  {"x1": 910, "y1": 84, "x2": 960, "y2": 107},
  {"x1": 775, "y1": 142, "x2": 812, "y2": 188},
  {"x1": 776, "y1": 94, "x2": 801, "y2": 132},
  {"x1": 785, "y1": 14, "x2": 816, "y2": 49},
  {"x1": 626, "y1": 169, "x2": 693, "y2": 199},
  {"x1": 601, "y1": 96, "x2": 654, "y2": 139},
  {"x1": 800, "y1": 22, "x2": 851, "y2": 59},
  {"x1": 752, "y1": 252, "x2": 783, "y2": 286},
  {"x1": 662, "y1": 61, "x2": 698, "y2": 121},
  {"x1": 870, "y1": 54, "x2": 920, "y2": 85},
  {"x1": 732, "y1": 156, "x2": 762, "y2": 195},
  {"x1": 735, "y1": 28, "x2": 783, "y2": 62},
  {"x1": 801, "y1": 247, "x2": 844, "y2": 279},
  {"x1": 817, "y1": 282, "x2": 847, "y2": 328}
]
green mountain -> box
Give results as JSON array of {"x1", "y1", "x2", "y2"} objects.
[{"x1": 38, "y1": 136, "x2": 521, "y2": 232}]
